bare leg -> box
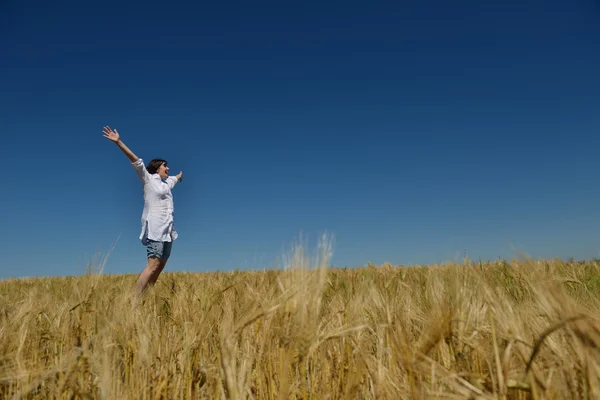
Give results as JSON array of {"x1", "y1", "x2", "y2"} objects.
[
  {"x1": 148, "y1": 258, "x2": 169, "y2": 286},
  {"x1": 135, "y1": 257, "x2": 163, "y2": 297}
]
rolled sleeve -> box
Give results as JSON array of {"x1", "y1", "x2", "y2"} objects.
[
  {"x1": 165, "y1": 176, "x2": 179, "y2": 189},
  {"x1": 132, "y1": 158, "x2": 150, "y2": 183}
]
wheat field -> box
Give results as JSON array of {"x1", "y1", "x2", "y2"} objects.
[{"x1": 2, "y1": 237, "x2": 600, "y2": 399}]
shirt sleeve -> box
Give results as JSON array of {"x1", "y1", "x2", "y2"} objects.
[
  {"x1": 131, "y1": 158, "x2": 151, "y2": 183},
  {"x1": 165, "y1": 176, "x2": 179, "y2": 189}
]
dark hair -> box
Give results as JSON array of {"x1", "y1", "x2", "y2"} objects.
[{"x1": 146, "y1": 159, "x2": 167, "y2": 175}]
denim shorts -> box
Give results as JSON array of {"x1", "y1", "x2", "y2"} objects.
[{"x1": 145, "y1": 239, "x2": 172, "y2": 260}]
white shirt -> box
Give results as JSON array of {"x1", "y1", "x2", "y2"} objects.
[{"x1": 132, "y1": 158, "x2": 179, "y2": 245}]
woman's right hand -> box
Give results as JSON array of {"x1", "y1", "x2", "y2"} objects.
[{"x1": 102, "y1": 126, "x2": 120, "y2": 143}]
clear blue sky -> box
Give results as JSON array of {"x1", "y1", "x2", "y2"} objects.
[{"x1": 2, "y1": 0, "x2": 600, "y2": 279}]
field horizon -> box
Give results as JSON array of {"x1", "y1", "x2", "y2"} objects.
[{"x1": 2, "y1": 238, "x2": 600, "y2": 399}]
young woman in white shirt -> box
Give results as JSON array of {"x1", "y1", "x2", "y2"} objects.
[{"x1": 103, "y1": 126, "x2": 183, "y2": 297}]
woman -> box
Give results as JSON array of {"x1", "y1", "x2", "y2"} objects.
[{"x1": 103, "y1": 126, "x2": 183, "y2": 297}]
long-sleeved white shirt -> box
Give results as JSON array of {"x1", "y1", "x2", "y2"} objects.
[{"x1": 132, "y1": 158, "x2": 179, "y2": 245}]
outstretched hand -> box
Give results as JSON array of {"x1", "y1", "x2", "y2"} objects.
[
  {"x1": 102, "y1": 126, "x2": 120, "y2": 143},
  {"x1": 176, "y1": 171, "x2": 183, "y2": 182}
]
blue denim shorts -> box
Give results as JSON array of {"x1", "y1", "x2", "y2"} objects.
[{"x1": 145, "y1": 239, "x2": 172, "y2": 260}]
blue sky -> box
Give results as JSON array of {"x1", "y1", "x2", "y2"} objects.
[{"x1": 1, "y1": 0, "x2": 600, "y2": 278}]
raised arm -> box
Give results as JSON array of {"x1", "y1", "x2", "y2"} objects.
[
  {"x1": 102, "y1": 126, "x2": 139, "y2": 163},
  {"x1": 165, "y1": 171, "x2": 183, "y2": 189}
]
